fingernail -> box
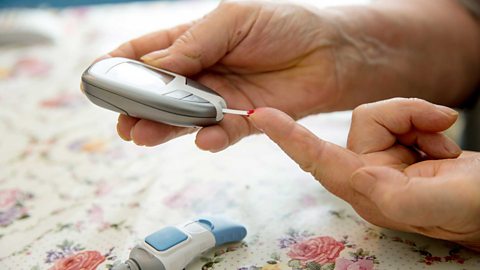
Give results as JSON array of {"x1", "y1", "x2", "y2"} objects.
[
  {"x1": 117, "y1": 124, "x2": 131, "y2": 142},
  {"x1": 94, "y1": 54, "x2": 111, "y2": 63},
  {"x1": 444, "y1": 139, "x2": 462, "y2": 155},
  {"x1": 129, "y1": 126, "x2": 135, "y2": 142},
  {"x1": 206, "y1": 143, "x2": 228, "y2": 153},
  {"x1": 435, "y1": 105, "x2": 458, "y2": 117},
  {"x1": 141, "y1": 49, "x2": 169, "y2": 62},
  {"x1": 208, "y1": 148, "x2": 222, "y2": 153},
  {"x1": 350, "y1": 169, "x2": 377, "y2": 196}
]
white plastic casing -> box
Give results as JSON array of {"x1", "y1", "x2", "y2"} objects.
[{"x1": 140, "y1": 221, "x2": 215, "y2": 270}]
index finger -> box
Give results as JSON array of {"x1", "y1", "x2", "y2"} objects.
[
  {"x1": 248, "y1": 107, "x2": 364, "y2": 199},
  {"x1": 106, "y1": 23, "x2": 193, "y2": 60}
]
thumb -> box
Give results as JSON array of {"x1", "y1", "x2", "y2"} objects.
[
  {"x1": 140, "y1": 3, "x2": 258, "y2": 75},
  {"x1": 350, "y1": 166, "x2": 462, "y2": 227},
  {"x1": 248, "y1": 108, "x2": 363, "y2": 199}
]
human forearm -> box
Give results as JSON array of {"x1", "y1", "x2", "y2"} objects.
[{"x1": 319, "y1": 0, "x2": 480, "y2": 110}]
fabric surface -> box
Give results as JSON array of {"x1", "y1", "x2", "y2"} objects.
[{"x1": 0, "y1": 1, "x2": 479, "y2": 270}]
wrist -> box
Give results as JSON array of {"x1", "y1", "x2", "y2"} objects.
[{"x1": 319, "y1": 0, "x2": 480, "y2": 110}]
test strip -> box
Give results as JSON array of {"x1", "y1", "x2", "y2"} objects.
[{"x1": 222, "y1": 108, "x2": 251, "y2": 116}]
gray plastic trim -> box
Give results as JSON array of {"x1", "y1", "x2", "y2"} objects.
[
  {"x1": 81, "y1": 57, "x2": 227, "y2": 126},
  {"x1": 112, "y1": 246, "x2": 166, "y2": 270}
]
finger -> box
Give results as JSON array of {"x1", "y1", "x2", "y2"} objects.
[
  {"x1": 116, "y1": 114, "x2": 140, "y2": 141},
  {"x1": 361, "y1": 144, "x2": 420, "y2": 168},
  {"x1": 129, "y1": 119, "x2": 196, "y2": 146},
  {"x1": 106, "y1": 23, "x2": 193, "y2": 60},
  {"x1": 248, "y1": 107, "x2": 363, "y2": 198},
  {"x1": 348, "y1": 98, "x2": 459, "y2": 155},
  {"x1": 397, "y1": 130, "x2": 461, "y2": 159},
  {"x1": 350, "y1": 166, "x2": 468, "y2": 228},
  {"x1": 195, "y1": 113, "x2": 256, "y2": 152},
  {"x1": 141, "y1": 3, "x2": 258, "y2": 75}
]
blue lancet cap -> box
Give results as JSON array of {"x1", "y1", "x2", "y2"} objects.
[{"x1": 197, "y1": 216, "x2": 247, "y2": 246}]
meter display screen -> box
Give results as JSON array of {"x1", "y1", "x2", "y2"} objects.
[{"x1": 107, "y1": 62, "x2": 174, "y2": 93}]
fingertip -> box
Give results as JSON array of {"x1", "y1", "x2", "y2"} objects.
[
  {"x1": 430, "y1": 104, "x2": 459, "y2": 131},
  {"x1": 116, "y1": 121, "x2": 131, "y2": 142},
  {"x1": 442, "y1": 136, "x2": 462, "y2": 157},
  {"x1": 141, "y1": 49, "x2": 169, "y2": 63},
  {"x1": 195, "y1": 126, "x2": 230, "y2": 152},
  {"x1": 149, "y1": 53, "x2": 203, "y2": 76},
  {"x1": 130, "y1": 123, "x2": 143, "y2": 146},
  {"x1": 401, "y1": 131, "x2": 462, "y2": 159},
  {"x1": 247, "y1": 107, "x2": 292, "y2": 134},
  {"x1": 415, "y1": 103, "x2": 459, "y2": 132},
  {"x1": 435, "y1": 105, "x2": 459, "y2": 118},
  {"x1": 94, "y1": 54, "x2": 112, "y2": 63},
  {"x1": 117, "y1": 114, "x2": 138, "y2": 141}
]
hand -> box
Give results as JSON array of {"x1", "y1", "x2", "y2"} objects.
[
  {"x1": 108, "y1": 1, "x2": 341, "y2": 151},
  {"x1": 101, "y1": 0, "x2": 478, "y2": 151},
  {"x1": 248, "y1": 98, "x2": 480, "y2": 252}
]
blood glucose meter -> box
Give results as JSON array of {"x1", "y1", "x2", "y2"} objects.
[
  {"x1": 81, "y1": 57, "x2": 229, "y2": 127},
  {"x1": 112, "y1": 217, "x2": 247, "y2": 270}
]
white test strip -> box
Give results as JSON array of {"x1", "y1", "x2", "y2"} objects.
[{"x1": 221, "y1": 108, "x2": 250, "y2": 116}]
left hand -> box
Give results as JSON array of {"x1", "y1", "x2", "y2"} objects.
[{"x1": 248, "y1": 98, "x2": 480, "y2": 252}]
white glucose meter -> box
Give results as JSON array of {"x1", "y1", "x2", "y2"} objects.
[{"x1": 81, "y1": 57, "x2": 228, "y2": 127}]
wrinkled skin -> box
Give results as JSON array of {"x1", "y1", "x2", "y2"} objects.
[
  {"x1": 109, "y1": 1, "x2": 341, "y2": 151},
  {"x1": 105, "y1": 0, "x2": 479, "y2": 151},
  {"x1": 94, "y1": 0, "x2": 480, "y2": 252},
  {"x1": 248, "y1": 98, "x2": 480, "y2": 252}
]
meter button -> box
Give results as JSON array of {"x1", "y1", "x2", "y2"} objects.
[
  {"x1": 164, "y1": 90, "x2": 191, "y2": 99},
  {"x1": 145, "y1": 226, "x2": 188, "y2": 252},
  {"x1": 182, "y1": 94, "x2": 208, "y2": 103}
]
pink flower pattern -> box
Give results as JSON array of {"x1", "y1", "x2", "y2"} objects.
[
  {"x1": 0, "y1": 189, "x2": 19, "y2": 210},
  {"x1": 49, "y1": 250, "x2": 105, "y2": 270},
  {"x1": 287, "y1": 236, "x2": 345, "y2": 265},
  {"x1": 0, "y1": 189, "x2": 33, "y2": 227},
  {"x1": 334, "y1": 258, "x2": 374, "y2": 270}
]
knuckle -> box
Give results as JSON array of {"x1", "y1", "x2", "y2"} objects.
[
  {"x1": 382, "y1": 97, "x2": 426, "y2": 108},
  {"x1": 352, "y1": 103, "x2": 371, "y2": 121},
  {"x1": 403, "y1": 97, "x2": 431, "y2": 109},
  {"x1": 304, "y1": 141, "x2": 327, "y2": 177},
  {"x1": 406, "y1": 97, "x2": 425, "y2": 104},
  {"x1": 175, "y1": 31, "x2": 203, "y2": 59},
  {"x1": 299, "y1": 161, "x2": 317, "y2": 176},
  {"x1": 219, "y1": 0, "x2": 252, "y2": 12},
  {"x1": 286, "y1": 125, "x2": 323, "y2": 175}
]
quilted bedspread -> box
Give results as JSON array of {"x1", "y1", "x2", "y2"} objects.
[{"x1": 0, "y1": 1, "x2": 479, "y2": 269}]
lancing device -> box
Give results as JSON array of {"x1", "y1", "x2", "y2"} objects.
[
  {"x1": 81, "y1": 57, "x2": 250, "y2": 127},
  {"x1": 112, "y1": 217, "x2": 247, "y2": 270}
]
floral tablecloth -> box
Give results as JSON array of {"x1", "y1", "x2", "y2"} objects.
[{"x1": 1, "y1": 1, "x2": 479, "y2": 270}]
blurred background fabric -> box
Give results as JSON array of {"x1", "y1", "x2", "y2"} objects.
[
  {"x1": 0, "y1": 1, "x2": 479, "y2": 270},
  {"x1": 1, "y1": 0, "x2": 158, "y2": 8}
]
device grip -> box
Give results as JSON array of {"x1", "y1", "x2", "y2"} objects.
[{"x1": 196, "y1": 217, "x2": 247, "y2": 246}]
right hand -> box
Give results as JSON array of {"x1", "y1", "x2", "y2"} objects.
[
  {"x1": 248, "y1": 98, "x2": 480, "y2": 251},
  {"x1": 106, "y1": 1, "x2": 343, "y2": 151}
]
